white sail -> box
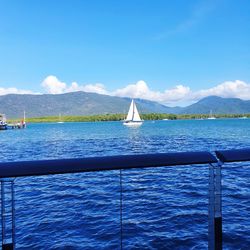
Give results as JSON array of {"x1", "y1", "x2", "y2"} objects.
[
  {"x1": 125, "y1": 100, "x2": 142, "y2": 122},
  {"x1": 132, "y1": 102, "x2": 142, "y2": 121},
  {"x1": 125, "y1": 100, "x2": 134, "y2": 121}
]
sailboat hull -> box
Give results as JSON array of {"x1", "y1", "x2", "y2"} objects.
[
  {"x1": 123, "y1": 121, "x2": 143, "y2": 126},
  {"x1": 0, "y1": 124, "x2": 8, "y2": 130}
]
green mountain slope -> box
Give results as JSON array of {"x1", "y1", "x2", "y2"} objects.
[
  {"x1": 179, "y1": 96, "x2": 250, "y2": 114},
  {"x1": 1, "y1": 93, "x2": 250, "y2": 119},
  {"x1": 0, "y1": 91, "x2": 173, "y2": 118}
]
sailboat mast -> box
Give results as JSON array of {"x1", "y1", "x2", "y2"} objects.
[{"x1": 132, "y1": 100, "x2": 135, "y2": 121}]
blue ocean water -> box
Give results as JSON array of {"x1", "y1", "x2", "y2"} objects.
[{"x1": 0, "y1": 119, "x2": 249, "y2": 249}]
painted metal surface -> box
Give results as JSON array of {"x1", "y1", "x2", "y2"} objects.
[{"x1": 0, "y1": 151, "x2": 217, "y2": 178}]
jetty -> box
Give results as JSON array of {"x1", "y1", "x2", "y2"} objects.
[
  {"x1": 0, "y1": 112, "x2": 26, "y2": 130},
  {"x1": 7, "y1": 122, "x2": 26, "y2": 129}
]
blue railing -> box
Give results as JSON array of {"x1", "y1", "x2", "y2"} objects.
[{"x1": 0, "y1": 148, "x2": 250, "y2": 250}]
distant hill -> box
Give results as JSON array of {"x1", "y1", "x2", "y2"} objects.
[
  {"x1": 0, "y1": 91, "x2": 172, "y2": 118},
  {"x1": 178, "y1": 96, "x2": 250, "y2": 114},
  {"x1": 1, "y1": 93, "x2": 250, "y2": 118}
]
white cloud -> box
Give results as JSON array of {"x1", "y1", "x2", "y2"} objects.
[
  {"x1": 41, "y1": 75, "x2": 108, "y2": 95},
  {"x1": 0, "y1": 87, "x2": 39, "y2": 96},
  {"x1": 40, "y1": 76, "x2": 250, "y2": 105},
  {"x1": 114, "y1": 80, "x2": 152, "y2": 98},
  {"x1": 192, "y1": 80, "x2": 250, "y2": 101},
  {"x1": 2, "y1": 76, "x2": 250, "y2": 106},
  {"x1": 111, "y1": 80, "x2": 250, "y2": 104},
  {"x1": 77, "y1": 83, "x2": 108, "y2": 95},
  {"x1": 113, "y1": 80, "x2": 190, "y2": 103},
  {"x1": 41, "y1": 75, "x2": 67, "y2": 94}
]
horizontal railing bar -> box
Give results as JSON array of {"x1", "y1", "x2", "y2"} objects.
[
  {"x1": 0, "y1": 151, "x2": 217, "y2": 178},
  {"x1": 216, "y1": 148, "x2": 250, "y2": 163}
]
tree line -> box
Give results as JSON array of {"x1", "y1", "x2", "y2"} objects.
[{"x1": 8, "y1": 113, "x2": 250, "y2": 123}]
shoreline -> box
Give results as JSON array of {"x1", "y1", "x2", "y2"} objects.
[{"x1": 7, "y1": 113, "x2": 250, "y2": 124}]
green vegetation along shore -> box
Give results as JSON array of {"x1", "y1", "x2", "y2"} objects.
[{"x1": 8, "y1": 113, "x2": 250, "y2": 123}]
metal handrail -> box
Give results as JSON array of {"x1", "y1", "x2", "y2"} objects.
[
  {"x1": 0, "y1": 151, "x2": 217, "y2": 178},
  {"x1": 216, "y1": 148, "x2": 250, "y2": 163}
]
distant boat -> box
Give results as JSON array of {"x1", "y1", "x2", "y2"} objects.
[
  {"x1": 123, "y1": 99, "x2": 143, "y2": 126},
  {"x1": 22, "y1": 110, "x2": 26, "y2": 128},
  {"x1": 0, "y1": 114, "x2": 8, "y2": 130},
  {"x1": 208, "y1": 110, "x2": 216, "y2": 120},
  {"x1": 58, "y1": 113, "x2": 64, "y2": 123}
]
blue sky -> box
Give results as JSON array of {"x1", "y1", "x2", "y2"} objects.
[{"x1": 0, "y1": 0, "x2": 250, "y2": 105}]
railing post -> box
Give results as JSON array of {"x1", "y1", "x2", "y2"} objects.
[
  {"x1": 1, "y1": 178, "x2": 15, "y2": 250},
  {"x1": 208, "y1": 162, "x2": 222, "y2": 250}
]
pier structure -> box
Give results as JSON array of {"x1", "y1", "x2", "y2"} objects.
[
  {"x1": 1, "y1": 111, "x2": 26, "y2": 130},
  {"x1": 0, "y1": 148, "x2": 249, "y2": 250}
]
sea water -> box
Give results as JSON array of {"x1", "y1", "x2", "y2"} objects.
[{"x1": 0, "y1": 119, "x2": 249, "y2": 249}]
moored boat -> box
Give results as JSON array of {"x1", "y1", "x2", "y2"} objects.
[{"x1": 0, "y1": 114, "x2": 8, "y2": 130}]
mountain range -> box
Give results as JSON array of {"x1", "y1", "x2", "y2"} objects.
[
  {"x1": 179, "y1": 96, "x2": 250, "y2": 114},
  {"x1": 0, "y1": 92, "x2": 250, "y2": 118}
]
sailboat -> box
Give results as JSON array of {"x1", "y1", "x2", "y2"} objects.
[
  {"x1": 123, "y1": 99, "x2": 143, "y2": 126},
  {"x1": 58, "y1": 113, "x2": 64, "y2": 123},
  {"x1": 22, "y1": 110, "x2": 26, "y2": 128},
  {"x1": 208, "y1": 110, "x2": 216, "y2": 120}
]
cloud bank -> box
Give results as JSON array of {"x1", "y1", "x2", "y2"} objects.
[
  {"x1": 0, "y1": 87, "x2": 39, "y2": 96},
  {"x1": 193, "y1": 80, "x2": 250, "y2": 100},
  {"x1": 113, "y1": 80, "x2": 190, "y2": 103},
  {"x1": 1, "y1": 75, "x2": 250, "y2": 106},
  {"x1": 40, "y1": 76, "x2": 250, "y2": 105},
  {"x1": 41, "y1": 75, "x2": 108, "y2": 95}
]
